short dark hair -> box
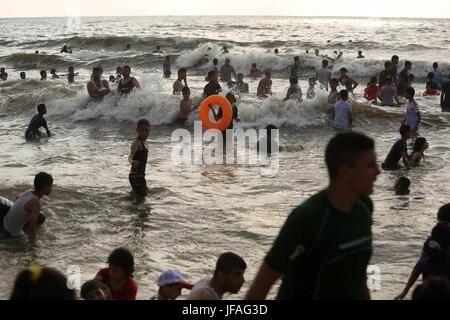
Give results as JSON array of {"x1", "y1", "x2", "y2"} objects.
[
  {"x1": 123, "y1": 65, "x2": 131, "y2": 72},
  {"x1": 289, "y1": 77, "x2": 298, "y2": 84},
  {"x1": 385, "y1": 76, "x2": 393, "y2": 84},
  {"x1": 322, "y1": 60, "x2": 328, "y2": 67},
  {"x1": 294, "y1": 56, "x2": 300, "y2": 61},
  {"x1": 325, "y1": 132, "x2": 375, "y2": 180},
  {"x1": 137, "y1": 118, "x2": 150, "y2": 128},
  {"x1": 427, "y1": 72, "x2": 434, "y2": 79},
  {"x1": 339, "y1": 89, "x2": 349, "y2": 101},
  {"x1": 37, "y1": 103, "x2": 46, "y2": 114},
  {"x1": 80, "y1": 280, "x2": 106, "y2": 299},
  {"x1": 384, "y1": 61, "x2": 392, "y2": 68},
  {"x1": 433, "y1": 62, "x2": 438, "y2": 69},
  {"x1": 213, "y1": 58, "x2": 218, "y2": 64},
  {"x1": 265, "y1": 71, "x2": 271, "y2": 77},
  {"x1": 399, "y1": 124, "x2": 411, "y2": 136},
  {"x1": 413, "y1": 137, "x2": 427, "y2": 152},
  {"x1": 405, "y1": 61, "x2": 412, "y2": 67},
  {"x1": 406, "y1": 86, "x2": 415, "y2": 97},
  {"x1": 178, "y1": 68, "x2": 186, "y2": 75},
  {"x1": 437, "y1": 204, "x2": 450, "y2": 223},
  {"x1": 182, "y1": 86, "x2": 190, "y2": 94},
  {"x1": 370, "y1": 76, "x2": 377, "y2": 83},
  {"x1": 107, "y1": 248, "x2": 134, "y2": 276},
  {"x1": 340, "y1": 67, "x2": 348, "y2": 73},
  {"x1": 10, "y1": 266, "x2": 75, "y2": 300},
  {"x1": 34, "y1": 172, "x2": 53, "y2": 191},
  {"x1": 213, "y1": 252, "x2": 246, "y2": 278},
  {"x1": 397, "y1": 177, "x2": 411, "y2": 191},
  {"x1": 208, "y1": 70, "x2": 216, "y2": 79},
  {"x1": 391, "y1": 55, "x2": 399, "y2": 62}
]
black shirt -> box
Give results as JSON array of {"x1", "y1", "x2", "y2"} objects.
[
  {"x1": 383, "y1": 139, "x2": 406, "y2": 169},
  {"x1": 203, "y1": 81, "x2": 222, "y2": 98},
  {"x1": 217, "y1": 105, "x2": 238, "y2": 130},
  {"x1": 25, "y1": 114, "x2": 48, "y2": 139}
]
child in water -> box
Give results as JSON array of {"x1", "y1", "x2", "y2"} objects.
[
  {"x1": 128, "y1": 119, "x2": 150, "y2": 197},
  {"x1": 425, "y1": 72, "x2": 440, "y2": 95},
  {"x1": 364, "y1": 76, "x2": 379, "y2": 103},
  {"x1": 409, "y1": 137, "x2": 429, "y2": 167},
  {"x1": 307, "y1": 78, "x2": 316, "y2": 99},
  {"x1": 394, "y1": 177, "x2": 411, "y2": 195},
  {"x1": 179, "y1": 87, "x2": 199, "y2": 124},
  {"x1": 283, "y1": 77, "x2": 302, "y2": 102}
]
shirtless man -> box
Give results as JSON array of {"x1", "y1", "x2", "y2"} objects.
[
  {"x1": 87, "y1": 67, "x2": 111, "y2": 99},
  {"x1": 179, "y1": 87, "x2": 199, "y2": 123}
]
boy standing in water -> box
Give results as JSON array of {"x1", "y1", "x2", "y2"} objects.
[
  {"x1": 364, "y1": 76, "x2": 379, "y2": 103},
  {"x1": 381, "y1": 124, "x2": 411, "y2": 170},
  {"x1": 129, "y1": 119, "x2": 150, "y2": 197},
  {"x1": 25, "y1": 104, "x2": 51, "y2": 140},
  {"x1": 179, "y1": 87, "x2": 199, "y2": 124},
  {"x1": 402, "y1": 87, "x2": 421, "y2": 137}
]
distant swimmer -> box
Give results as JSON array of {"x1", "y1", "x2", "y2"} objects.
[
  {"x1": 50, "y1": 68, "x2": 60, "y2": 79},
  {"x1": 25, "y1": 104, "x2": 51, "y2": 141},
  {"x1": 257, "y1": 71, "x2": 272, "y2": 98},
  {"x1": 274, "y1": 48, "x2": 279, "y2": 54},
  {"x1": 40, "y1": 70, "x2": 47, "y2": 81},
  {"x1": 409, "y1": 137, "x2": 429, "y2": 167},
  {"x1": 178, "y1": 87, "x2": 199, "y2": 124},
  {"x1": 289, "y1": 56, "x2": 301, "y2": 79},
  {"x1": 173, "y1": 68, "x2": 187, "y2": 95},
  {"x1": 234, "y1": 73, "x2": 249, "y2": 94},
  {"x1": 222, "y1": 45, "x2": 229, "y2": 53},
  {"x1": 124, "y1": 44, "x2": 131, "y2": 51},
  {"x1": 219, "y1": 58, "x2": 236, "y2": 83},
  {"x1": 20, "y1": 72, "x2": 26, "y2": 80},
  {"x1": 441, "y1": 73, "x2": 450, "y2": 112},
  {"x1": 357, "y1": 50, "x2": 365, "y2": 59},
  {"x1": 0, "y1": 67, "x2": 8, "y2": 81},
  {"x1": 67, "y1": 66, "x2": 78, "y2": 84},
  {"x1": 250, "y1": 63, "x2": 263, "y2": 79},
  {"x1": 203, "y1": 70, "x2": 222, "y2": 98},
  {"x1": 338, "y1": 67, "x2": 358, "y2": 93},
  {"x1": 432, "y1": 62, "x2": 443, "y2": 89},
  {"x1": 378, "y1": 76, "x2": 400, "y2": 107},
  {"x1": 60, "y1": 45, "x2": 69, "y2": 53},
  {"x1": 307, "y1": 77, "x2": 316, "y2": 99},
  {"x1": 163, "y1": 56, "x2": 171, "y2": 78},
  {"x1": 394, "y1": 177, "x2": 411, "y2": 195},
  {"x1": 389, "y1": 55, "x2": 400, "y2": 85},
  {"x1": 316, "y1": 59, "x2": 331, "y2": 90},
  {"x1": 332, "y1": 89, "x2": 352, "y2": 130},
  {"x1": 118, "y1": 66, "x2": 140, "y2": 95},
  {"x1": 283, "y1": 77, "x2": 302, "y2": 102},
  {"x1": 381, "y1": 124, "x2": 411, "y2": 171},
  {"x1": 1, "y1": 172, "x2": 52, "y2": 244},
  {"x1": 202, "y1": 47, "x2": 212, "y2": 64},
  {"x1": 425, "y1": 72, "x2": 440, "y2": 96},
  {"x1": 129, "y1": 119, "x2": 150, "y2": 197},
  {"x1": 153, "y1": 45, "x2": 163, "y2": 53},
  {"x1": 87, "y1": 67, "x2": 111, "y2": 99}
]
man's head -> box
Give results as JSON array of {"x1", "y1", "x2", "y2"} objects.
[
  {"x1": 339, "y1": 67, "x2": 348, "y2": 77},
  {"x1": 322, "y1": 59, "x2": 328, "y2": 68},
  {"x1": 50, "y1": 68, "x2": 56, "y2": 75},
  {"x1": 157, "y1": 269, "x2": 193, "y2": 300},
  {"x1": 122, "y1": 66, "x2": 131, "y2": 77},
  {"x1": 34, "y1": 172, "x2": 53, "y2": 196},
  {"x1": 330, "y1": 78, "x2": 338, "y2": 90},
  {"x1": 265, "y1": 71, "x2": 271, "y2": 79},
  {"x1": 274, "y1": 48, "x2": 279, "y2": 54},
  {"x1": 339, "y1": 89, "x2": 349, "y2": 101},
  {"x1": 358, "y1": 50, "x2": 363, "y2": 56},
  {"x1": 294, "y1": 56, "x2": 300, "y2": 63},
  {"x1": 391, "y1": 55, "x2": 399, "y2": 64},
  {"x1": 437, "y1": 204, "x2": 450, "y2": 223},
  {"x1": 226, "y1": 92, "x2": 236, "y2": 104},
  {"x1": 178, "y1": 68, "x2": 187, "y2": 79},
  {"x1": 107, "y1": 248, "x2": 134, "y2": 282},
  {"x1": 385, "y1": 76, "x2": 393, "y2": 85},
  {"x1": 289, "y1": 77, "x2": 298, "y2": 85},
  {"x1": 405, "y1": 86, "x2": 415, "y2": 100},
  {"x1": 20, "y1": 72, "x2": 26, "y2": 80},
  {"x1": 68, "y1": 66, "x2": 74, "y2": 72},
  {"x1": 399, "y1": 124, "x2": 411, "y2": 139},
  {"x1": 116, "y1": 66, "x2": 123, "y2": 75},
  {"x1": 0, "y1": 67, "x2": 5, "y2": 73},
  {"x1": 92, "y1": 67, "x2": 101, "y2": 80},
  {"x1": 370, "y1": 76, "x2": 377, "y2": 84},
  {"x1": 237, "y1": 73, "x2": 243, "y2": 82},
  {"x1": 156, "y1": 45, "x2": 160, "y2": 50},
  {"x1": 225, "y1": 58, "x2": 231, "y2": 65},
  {"x1": 213, "y1": 252, "x2": 246, "y2": 294},
  {"x1": 80, "y1": 280, "x2": 110, "y2": 300},
  {"x1": 395, "y1": 176, "x2": 411, "y2": 195},
  {"x1": 165, "y1": 56, "x2": 170, "y2": 62},
  {"x1": 405, "y1": 61, "x2": 412, "y2": 70},
  {"x1": 325, "y1": 132, "x2": 379, "y2": 196},
  {"x1": 433, "y1": 62, "x2": 438, "y2": 70},
  {"x1": 136, "y1": 118, "x2": 150, "y2": 140},
  {"x1": 213, "y1": 58, "x2": 218, "y2": 66},
  {"x1": 209, "y1": 70, "x2": 219, "y2": 82},
  {"x1": 37, "y1": 103, "x2": 47, "y2": 115},
  {"x1": 40, "y1": 70, "x2": 47, "y2": 79},
  {"x1": 384, "y1": 61, "x2": 392, "y2": 70}
]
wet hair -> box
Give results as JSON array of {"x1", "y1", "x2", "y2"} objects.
[
  {"x1": 165, "y1": 56, "x2": 170, "y2": 61},
  {"x1": 0, "y1": 67, "x2": 5, "y2": 72},
  {"x1": 413, "y1": 137, "x2": 427, "y2": 152},
  {"x1": 397, "y1": 177, "x2": 411, "y2": 191},
  {"x1": 384, "y1": 61, "x2": 392, "y2": 68},
  {"x1": 226, "y1": 92, "x2": 236, "y2": 100},
  {"x1": 20, "y1": 72, "x2": 26, "y2": 78},
  {"x1": 385, "y1": 76, "x2": 393, "y2": 84},
  {"x1": 437, "y1": 204, "x2": 450, "y2": 223},
  {"x1": 339, "y1": 89, "x2": 349, "y2": 101},
  {"x1": 10, "y1": 266, "x2": 76, "y2": 300},
  {"x1": 80, "y1": 280, "x2": 107, "y2": 299},
  {"x1": 156, "y1": 45, "x2": 160, "y2": 49},
  {"x1": 34, "y1": 172, "x2": 53, "y2": 191},
  {"x1": 136, "y1": 118, "x2": 150, "y2": 129},
  {"x1": 225, "y1": 58, "x2": 231, "y2": 63},
  {"x1": 405, "y1": 61, "x2": 412, "y2": 68},
  {"x1": 68, "y1": 66, "x2": 74, "y2": 71},
  {"x1": 213, "y1": 252, "x2": 247, "y2": 278},
  {"x1": 182, "y1": 86, "x2": 190, "y2": 94},
  {"x1": 322, "y1": 60, "x2": 328, "y2": 67},
  {"x1": 405, "y1": 86, "x2": 415, "y2": 99},
  {"x1": 325, "y1": 132, "x2": 375, "y2": 180},
  {"x1": 412, "y1": 277, "x2": 450, "y2": 300},
  {"x1": 289, "y1": 77, "x2": 298, "y2": 85},
  {"x1": 123, "y1": 66, "x2": 131, "y2": 72},
  {"x1": 50, "y1": 68, "x2": 56, "y2": 74},
  {"x1": 116, "y1": 66, "x2": 122, "y2": 72},
  {"x1": 107, "y1": 248, "x2": 135, "y2": 276},
  {"x1": 399, "y1": 124, "x2": 411, "y2": 136},
  {"x1": 178, "y1": 68, "x2": 186, "y2": 75},
  {"x1": 92, "y1": 67, "x2": 100, "y2": 73},
  {"x1": 40, "y1": 70, "x2": 46, "y2": 75},
  {"x1": 391, "y1": 55, "x2": 399, "y2": 62},
  {"x1": 433, "y1": 62, "x2": 438, "y2": 69},
  {"x1": 370, "y1": 76, "x2": 377, "y2": 83},
  {"x1": 265, "y1": 71, "x2": 271, "y2": 77},
  {"x1": 37, "y1": 103, "x2": 46, "y2": 114},
  {"x1": 340, "y1": 67, "x2": 348, "y2": 73}
]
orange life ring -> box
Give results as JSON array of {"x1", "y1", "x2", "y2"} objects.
[{"x1": 199, "y1": 95, "x2": 232, "y2": 131}]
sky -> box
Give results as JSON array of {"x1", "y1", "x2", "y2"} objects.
[{"x1": 1, "y1": 0, "x2": 449, "y2": 19}]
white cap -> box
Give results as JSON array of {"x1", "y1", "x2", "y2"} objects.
[{"x1": 156, "y1": 269, "x2": 193, "y2": 289}]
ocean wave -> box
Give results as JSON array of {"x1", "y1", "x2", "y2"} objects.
[{"x1": 0, "y1": 53, "x2": 80, "y2": 69}]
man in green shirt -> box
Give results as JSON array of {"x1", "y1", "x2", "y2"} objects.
[{"x1": 245, "y1": 131, "x2": 380, "y2": 300}]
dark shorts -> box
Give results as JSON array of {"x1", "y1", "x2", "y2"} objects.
[
  {"x1": 381, "y1": 162, "x2": 400, "y2": 171},
  {"x1": 129, "y1": 175, "x2": 148, "y2": 197}
]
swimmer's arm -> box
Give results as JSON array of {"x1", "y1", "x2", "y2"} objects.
[
  {"x1": 128, "y1": 140, "x2": 140, "y2": 167},
  {"x1": 402, "y1": 152, "x2": 411, "y2": 169},
  {"x1": 25, "y1": 198, "x2": 41, "y2": 244},
  {"x1": 352, "y1": 78, "x2": 359, "y2": 90},
  {"x1": 101, "y1": 81, "x2": 111, "y2": 95},
  {"x1": 132, "y1": 78, "x2": 141, "y2": 90},
  {"x1": 245, "y1": 261, "x2": 280, "y2": 300},
  {"x1": 395, "y1": 253, "x2": 424, "y2": 299}
]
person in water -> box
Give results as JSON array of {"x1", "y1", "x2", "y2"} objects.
[
  {"x1": 397, "y1": 60, "x2": 412, "y2": 97},
  {"x1": 378, "y1": 76, "x2": 400, "y2": 107},
  {"x1": 379, "y1": 61, "x2": 393, "y2": 88},
  {"x1": 67, "y1": 66, "x2": 78, "y2": 84},
  {"x1": 381, "y1": 124, "x2": 411, "y2": 170},
  {"x1": 124, "y1": 44, "x2": 131, "y2": 51},
  {"x1": 128, "y1": 119, "x2": 150, "y2": 197},
  {"x1": 257, "y1": 71, "x2": 272, "y2": 98},
  {"x1": 25, "y1": 103, "x2": 51, "y2": 141},
  {"x1": 402, "y1": 87, "x2": 421, "y2": 137},
  {"x1": 441, "y1": 74, "x2": 450, "y2": 112},
  {"x1": 40, "y1": 70, "x2": 47, "y2": 81},
  {"x1": 425, "y1": 72, "x2": 440, "y2": 95},
  {"x1": 409, "y1": 137, "x2": 429, "y2": 167},
  {"x1": 203, "y1": 70, "x2": 222, "y2": 98},
  {"x1": 394, "y1": 177, "x2": 411, "y2": 195},
  {"x1": 153, "y1": 45, "x2": 163, "y2": 53},
  {"x1": 332, "y1": 89, "x2": 352, "y2": 130},
  {"x1": 290, "y1": 56, "x2": 301, "y2": 79},
  {"x1": 283, "y1": 77, "x2": 302, "y2": 102},
  {"x1": 187, "y1": 252, "x2": 246, "y2": 300},
  {"x1": 87, "y1": 67, "x2": 111, "y2": 99},
  {"x1": 60, "y1": 45, "x2": 69, "y2": 53},
  {"x1": 245, "y1": 132, "x2": 379, "y2": 300},
  {"x1": 163, "y1": 56, "x2": 171, "y2": 78},
  {"x1": 173, "y1": 68, "x2": 187, "y2": 95},
  {"x1": 328, "y1": 78, "x2": 340, "y2": 111},
  {"x1": 364, "y1": 76, "x2": 379, "y2": 103},
  {"x1": 432, "y1": 62, "x2": 443, "y2": 89},
  {"x1": 151, "y1": 269, "x2": 193, "y2": 300},
  {"x1": 20, "y1": 72, "x2": 26, "y2": 80},
  {"x1": 307, "y1": 78, "x2": 316, "y2": 99},
  {"x1": 0, "y1": 67, "x2": 8, "y2": 81},
  {"x1": 250, "y1": 63, "x2": 263, "y2": 79},
  {"x1": 316, "y1": 59, "x2": 331, "y2": 90},
  {"x1": 179, "y1": 87, "x2": 199, "y2": 124},
  {"x1": 219, "y1": 58, "x2": 236, "y2": 83},
  {"x1": 357, "y1": 50, "x2": 365, "y2": 59},
  {"x1": 118, "y1": 66, "x2": 140, "y2": 95},
  {"x1": 50, "y1": 68, "x2": 59, "y2": 79},
  {"x1": 222, "y1": 45, "x2": 229, "y2": 53},
  {"x1": 234, "y1": 73, "x2": 249, "y2": 94},
  {"x1": 205, "y1": 58, "x2": 219, "y2": 81},
  {"x1": 95, "y1": 247, "x2": 138, "y2": 300},
  {"x1": 2, "y1": 172, "x2": 52, "y2": 244},
  {"x1": 339, "y1": 67, "x2": 359, "y2": 93}
]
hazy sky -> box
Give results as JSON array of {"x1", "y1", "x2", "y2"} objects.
[{"x1": 1, "y1": 0, "x2": 450, "y2": 18}]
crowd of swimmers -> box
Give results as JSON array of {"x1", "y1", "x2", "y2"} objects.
[{"x1": 2, "y1": 46, "x2": 450, "y2": 300}]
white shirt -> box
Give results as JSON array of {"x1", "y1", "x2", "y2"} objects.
[
  {"x1": 334, "y1": 100, "x2": 352, "y2": 129},
  {"x1": 3, "y1": 191, "x2": 38, "y2": 237},
  {"x1": 406, "y1": 100, "x2": 419, "y2": 129}
]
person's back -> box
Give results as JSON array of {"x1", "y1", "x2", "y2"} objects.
[
  {"x1": 381, "y1": 84, "x2": 396, "y2": 106},
  {"x1": 220, "y1": 63, "x2": 234, "y2": 83},
  {"x1": 25, "y1": 114, "x2": 47, "y2": 140},
  {"x1": 365, "y1": 83, "x2": 378, "y2": 102},
  {"x1": 334, "y1": 94, "x2": 352, "y2": 129},
  {"x1": 3, "y1": 191, "x2": 37, "y2": 237},
  {"x1": 317, "y1": 68, "x2": 331, "y2": 88},
  {"x1": 383, "y1": 139, "x2": 407, "y2": 170},
  {"x1": 432, "y1": 64, "x2": 443, "y2": 89},
  {"x1": 186, "y1": 278, "x2": 221, "y2": 300}
]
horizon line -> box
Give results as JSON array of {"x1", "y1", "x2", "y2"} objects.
[{"x1": 0, "y1": 14, "x2": 449, "y2": 20}]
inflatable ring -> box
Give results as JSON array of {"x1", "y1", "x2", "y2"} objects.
[{"x1": 199, "y1": 95, "x2": 233, "y2": 131}]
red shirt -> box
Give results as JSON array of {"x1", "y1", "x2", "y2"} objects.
[
  {"x1": 96, "y1": 268, "x2": 138, "y2": 300},
  {"x1": 365, "y1": 84, "x2": 379, "y2": 101}
]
